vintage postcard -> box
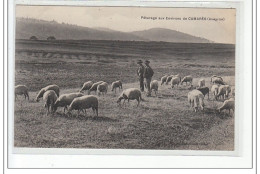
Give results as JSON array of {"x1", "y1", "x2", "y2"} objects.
[{"x1": 13, "y1": 5, "x2": 236, "y2": 152}]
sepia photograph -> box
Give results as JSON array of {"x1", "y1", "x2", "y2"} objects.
[{"x1": 14, "y1": 5, "x2": 236, "y2": 151}]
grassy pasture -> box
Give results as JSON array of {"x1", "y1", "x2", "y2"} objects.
[{"x1": 14, "y1": 40, "x2": 235, "y2": 150}]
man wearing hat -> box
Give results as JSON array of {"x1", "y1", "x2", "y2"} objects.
[
  {"x1": 143, "y1": 60, "x2": 154, "y2": 97},
  {"x1": 137, "y1": 60, "x2": 145, "y2": 92}
]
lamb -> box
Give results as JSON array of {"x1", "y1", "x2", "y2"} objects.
[
  {"x1": 215, "y1": 85, "x2": 231, "y2": 100},
  {"x1": 211, "y1": 84, "x2": 219, "y2": 97},
  {"x1": 88, "y1": 81, "x2": 104, "y2": 94},
  {"x1": 35, "y1": 84, "x2": 60, "y2": 102},
  {"x1": 187, "y1": 89, "x2": 205, "y2": 112},
  {"x1": 111, "y1": 80, "x2": 123, "y2": 93},
  {"x1": 15, "y1": 85, "x2": 29, "y2": 101},
  {"x1": 181, "y1": 75, "x2": 193, "y2": 86},
  {"x1": 198, "y1": 79, "x2": 205, "y2": 88},
  {"x1": 97, "y1": 82, "x2": 109, "y2": 96},
  {"x1": 79, "y1": 81, "x2": 94, "y2": 93},
  {"x1": 196, "y1": 87, "x2": 210, "y2": 99},
  {"x1": 42, "y1": 90, "x2": 58, "y2": 116},
  {"x1": 218, "y1": 98, "x2": 235, "y2": 115},
  {"x1": 53, "y1": 92, "x2": 84, "y2": 113},
  {"x1": 160, "y1": 75, "x2": 168, "y2": 85},
  {"x1": 170, "y1": 76, "x2": 181, "y2": 88},
  {"x1": 150, "y1": 80, "x2": 159, "y2": 96},
  {"x1": 117, "y1": 88, "x2": 144, "y2": 107},
  {"x1": 67, "y1": 95, "x2": 98, "y2": 117}
]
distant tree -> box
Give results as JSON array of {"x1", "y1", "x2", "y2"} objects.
[
  {"x1": 47, "y1": 36, "x2": 56, "y2": 40},
  {"x1": 29, "y1": 36, "x2": 38, "y2": 40}
]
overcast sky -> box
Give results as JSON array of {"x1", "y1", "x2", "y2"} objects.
[{"x1": 16, "y1": 6, "x2": 236, "y2": 44}]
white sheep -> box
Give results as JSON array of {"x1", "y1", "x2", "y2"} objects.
[
  {"x1": 215, "y1": 85, "x2": 231, "y2": 100},
  {"x1": 212, "y1": 78, "x2": 225, "y2": 85},
  {"x1": 53, "y1": 92, "x2": 84, "y2": 113},
  {"x1": 88, "y1": 81, "x2": 104, "y2": 94},
  {"x1": 15, "y1": 85, "x2": 29, "y2": 101},
  {"x1": 211, "y1": 84, "x2": 219, "y2": 97},
  {"x1": 181, "y1": 75, "x2": 193, "y2": 86},
  {"x1": 97, "y1": 82, "x2": 109, "y2": 96},
  {"x1": 170, "y1": 76, "x2": 181, "y2": 88},
  {"x1": 211, "y1": 75, "x2": 223, "y2": 82},
  {"x1": 117, "y1": 88, "x2": 144, "y2": 107},
  {"x1": 111, "y1": 80, "x2": 122, "y2": 93},
  {"x1": 198, "y1": 79, "x2": 205, "y2": 88},
  {"x1": 160, "y1": 75, "x2": 168, "y2": 85},
  {"x1": 188, "y1": 89, "x2": 205, "y2": 112},
  {"x1": 218, "y1": 98, "x2": 235, "y2": 115},
  {"x1": 79, "y1": 81, "x2": 94, "y2": 93},
  {"x1": 35, "y1": 84, "x2": 60, "y2": 102},
  {"x1": 67, "y1": 95, "x2": 98, "y2": 117},
  {"x1": 150, "y1": 80, "x2": 159, "y2": 96},
  {"x1": 42, "y1": 90, "x2": 58, "y2": 116}
]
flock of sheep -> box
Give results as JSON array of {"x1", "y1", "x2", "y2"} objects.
[
  {"x1": 160, "y1": 74, "x2": 235, "y2": 113},
  {"x1": 15, "y1": 74, "x2": 235, "y2": 117}
]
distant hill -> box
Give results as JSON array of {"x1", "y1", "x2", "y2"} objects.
[
  {"x1": 16, "y1": 18, "x2": 212, "y2": 43},
  {"x1": 15, "y1": 18, "x2": 146, "y2": 41},
  {"x1": 130, "y1": 28, "x2": 211, "y2": 43}
]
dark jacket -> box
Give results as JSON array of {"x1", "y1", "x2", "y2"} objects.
[
  {"x1": 137, "y1": 65, "x2": 145, "y2": 78},
  {"x1": 143, "y1": 65, "x2": 154, "y2": 79}
]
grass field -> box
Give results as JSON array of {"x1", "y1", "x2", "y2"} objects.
[{"x1": 14, "y1": 40, "x2": 235, "y2": 150}]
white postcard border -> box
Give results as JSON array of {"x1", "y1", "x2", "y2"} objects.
[{"x1": 7, "y1": 0, "x2": 253, "y2": 169}]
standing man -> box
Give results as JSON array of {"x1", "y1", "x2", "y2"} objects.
[
  {"x1": 143, "y1": 60, "x2": 154, "y2": 97},
  {"x1": 137, "y1": 60, "x2": 145, "y2": 92}
]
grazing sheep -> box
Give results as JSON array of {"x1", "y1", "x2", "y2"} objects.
[
  {"x1": 198, "y1": 79, "x2": 205, "y2": 88},
  {"x1": 196, "y1": 87, "x2": 210, "y2": 99},
  {"x1": 79, "y1": 81, "x2": 94, "y2": 93},
  {"x1": 88, "y1": 81, "x2": 104, "y2": 94},
  {"x1": 211, "y1": 75, "x2": 223, "y2": 82},
  {"x1": 212, "y1": 78, "x2": 225, "y2": 85},
  {"x1": 68, "y1": 95, "x2": 98, "y2": 117},
  {"x1": 53, "y1": 92, "x2": 84, "y2": 113},
  {"x1": 97, "y1": 82, "x2": 109, "y2": 96},
  {"x1": 111, "y1": 80, "x2": 123, "y2": 93},
  {"x1": 187, "y1": 89, "x2": 205, "y2": 112},
  {"x1": 150, "y1": 80, "x2": 159, "y2": 96},
  {"x1": 211, "y1": 84, "x2": 219, "y2": 97},
  {"x1": 166, "y1": 74, "x2": 181, "y2": 85},
  {"x1": 15, "y1": 85, "x2": 29, "y2": 101},
  {"x1": 170, "y1": 77, "x2": 181, "y2": 88},
  {"x1": 160, "y1": 75, "x2": 168, "y2": 85},
  {"x1": 218, "y1": 98, "x2": 235, "y2": 115},
  {"x1": 42, "y1": 90, "x2": 58, "y2": 116},
  {"x1": 35, "y1": 84, "x2": 60, "y2": 102},
  {"x1": 165, "y1": 75, "x2": 175, "y2": 85},
  {"x1": 215, "y1": 85, "x2": 231, "y2": 100},
  {"x1": 181, "y1": 75, "x2": 193, "y2": 86},
  {"x1": 117, "y1": 88, "x2": 144, "y2": 107}
]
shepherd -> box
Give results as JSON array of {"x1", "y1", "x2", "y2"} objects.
[
  {"x1": 137, "y1": 60, "x2": 145, "y2": 92},
  {"x1": 143, "y1": 60, "x2": 154, "y2": 97}
]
